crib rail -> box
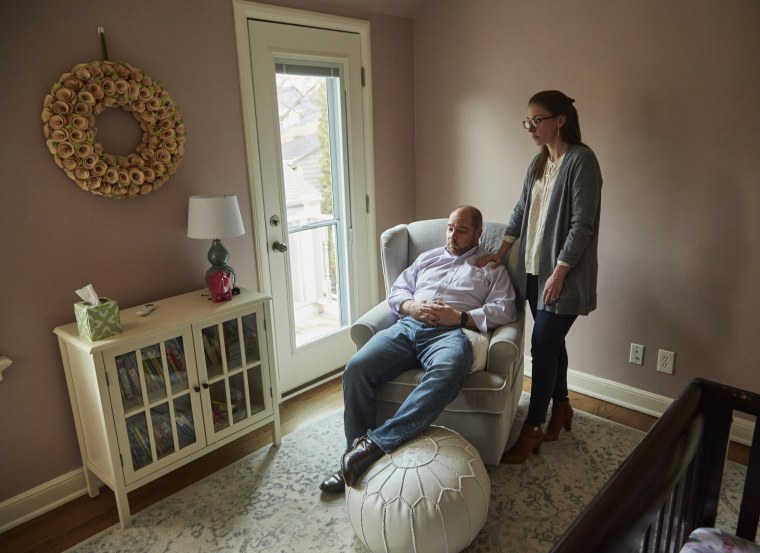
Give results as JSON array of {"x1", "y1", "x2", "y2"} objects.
[{"x1": 550, "y1": 378, "x2": 760, "y2": 553}]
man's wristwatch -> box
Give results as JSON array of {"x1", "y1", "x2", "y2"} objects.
[{"x1": 460, "y1": 311, "x2": 468, "y2": 327}]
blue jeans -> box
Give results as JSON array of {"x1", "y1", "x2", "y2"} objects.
[
  {"x1": 525, "y1": 274, "x2": 577, "y2": 425},
  {"x1": 342, "y1": 316, "x2": 473, "y2": 453}
]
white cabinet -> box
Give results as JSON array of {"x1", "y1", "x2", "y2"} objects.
[{"x1": 55, "y1": 289, "x2": 280, "y2": 528}]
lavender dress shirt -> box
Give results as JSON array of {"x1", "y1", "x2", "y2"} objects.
[{"x1": 387, "y1": 245, "x2": 517, "y2": 333}]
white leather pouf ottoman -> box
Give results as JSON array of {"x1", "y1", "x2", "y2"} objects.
[{"x1": 346, "y1": 426, "x2": 490, "y2": 553}]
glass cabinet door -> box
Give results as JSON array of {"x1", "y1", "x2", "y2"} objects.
[
  {"x1": 109, "y1": 330, "x2": 204, "y2": 483},
  {"x1": 196, "y1": 307, "x2": 271, "y2": 444}
]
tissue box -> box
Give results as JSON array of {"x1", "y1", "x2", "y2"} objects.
[{"x1": 74, "y1": 297, "x2": 122, "y2": 341}]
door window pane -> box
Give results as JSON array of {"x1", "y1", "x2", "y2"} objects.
[
  {"x1": 141, "y1": 344, "x2": 166, "y2": 402},
  {"x1": 202, "y1": 325, "x2": 224, "y2": 379},
  {"x1": 150, "y1": 403, "x2": 175, "y2": 460},
  {"x1": 116, "y1": 352, "x2": 143, "y2": 411},
  {"x1": 288, "y1": 224, "x2": 342, "y2": 345},
  {"x1": 223, "y1": 320, "x2": 242, "y2": 370},
  {"x1": 126, "y1": 412, "x2": 152, "y2": 470},
  {"x1": 242, "y1": 313, "x2": 260, "y2": 364},
  {"x1": 247, "y1": 366, "x2": 265, "y2": 416},
  {"x1": 229, "y1": 372, "x2": 247, "y2": 423},
  {"x1": 209, "y1": 380, "x2": 229, "y2": 433},
  {"x1": 165, "y1": 337, "x2": 189, "y2": 394},
  {"x1": 174, "y1": 394, "x2": 196, "y2": 449},
  {"x1": 276, "y1": 69, "x2": 349, "y2": 347}
]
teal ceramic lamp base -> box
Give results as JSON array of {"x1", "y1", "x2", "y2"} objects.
[{"x1": 205, "y1": 238, "x2": 237, "y2": 286}]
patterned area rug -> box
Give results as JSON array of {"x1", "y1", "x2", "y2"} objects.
[{"x1": 66, "y1": 393, "x2": 748, "y2": 552}]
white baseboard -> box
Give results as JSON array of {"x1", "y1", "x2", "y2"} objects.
[
  {"x1": 0, "y1": 468, "x2": 91, "y2": 534},
  {"x1": 524, "y1": 356, "x2": 755, "y2": 447}
]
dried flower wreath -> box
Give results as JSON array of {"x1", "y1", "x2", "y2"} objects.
[{"x1": 42, "y1": 60, "x2": 185, "y2": 198}]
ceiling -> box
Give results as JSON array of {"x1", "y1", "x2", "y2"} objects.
[{"x1": 317, "y1": 0, "x2": 432, "y2": 18}]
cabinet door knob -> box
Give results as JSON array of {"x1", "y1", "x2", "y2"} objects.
[
  {"x1": 193, "y1": 385, "x2": 201, "y2": 392},
  {"x1": 202, "y1": 382, "x2": 210, "y2": 389},
  {"x1": 272, "y1": 241, "x2": 288, "y2": 253}
]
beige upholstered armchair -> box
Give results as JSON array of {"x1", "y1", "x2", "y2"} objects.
[{"x1": 350, "y1": 219, "x2": 525, "y2": 465}]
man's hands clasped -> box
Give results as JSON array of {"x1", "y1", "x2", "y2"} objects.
[{"x1": 403, "y1": 299, "x2": 462, "y2": 327}]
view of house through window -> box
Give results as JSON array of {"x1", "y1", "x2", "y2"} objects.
[{"x1": 275, "y1": 67, "x2": 348, "y2": 347}]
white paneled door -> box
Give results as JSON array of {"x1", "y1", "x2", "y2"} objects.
[{"x1": 245, "y1": 17, "x2": 375, "y2": 395}]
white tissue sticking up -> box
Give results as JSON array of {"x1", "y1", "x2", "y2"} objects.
[{"x1": 76, "y1": 284, "x2": 101, "y2": 306}]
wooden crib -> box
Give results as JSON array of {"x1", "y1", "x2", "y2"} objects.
[{"x1": 550, "y1": 378, "x2": 759, "y2": 553}]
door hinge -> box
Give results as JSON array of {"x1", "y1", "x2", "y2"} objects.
[
  {"x1": 119, "y1": 453, "x2": 124, "y2": 467},
  {"x1": 105, "y1": 372, "x2": 110, "y2": 387},
  {"x1": 269, "y1": 386, "x2": 273, "y2": 398},
  {"x1": 361, "y1": 67, "x2": 366, "y2": 87},
  {"x1": 366, "y1": 194, "x2": 370, "y2": 213}
]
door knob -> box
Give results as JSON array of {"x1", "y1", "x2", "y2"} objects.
[
  {"x1": 269, "y1": 215, "x2": 281, "y2": 227},
  {"x1": 272, "y1": 241, "x2": 288, "y2": 253}
]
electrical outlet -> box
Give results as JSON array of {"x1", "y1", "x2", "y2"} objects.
[
  {"x1": 629, "y1": 343, "x2": 645, "y2": 365},
  {"x1": 657, "y1": 349, "x2": 676, "y2": 374}
]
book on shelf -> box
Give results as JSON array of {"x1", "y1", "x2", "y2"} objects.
[
  {"x1": 128, "y1": 370, "x2": 141, "y2": 398},
  {"x1": 175, "y1": 412, "x2": 196, "y2": 448},
  {"x1": 141, "y1": 352, "x2": 165, "y2": 393},
  {"x1": 127, "y1": 420, "x2": 152, "y2": 469},
  {"x1": 119, "y1": 354, "x2": 142, "y2": 403},
  {"x1": 116, "y1": 357, "x2": 134, "y2": 400},
  {"x1": 165, "y1": 340, "x2": 188, "y2": 387},
  {"x1": 151, "y1": 416, "x2": 175, "y2": 456}
]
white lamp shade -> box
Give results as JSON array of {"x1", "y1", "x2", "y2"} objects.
[{"x1": 187, "y1": 195, "x2": 245, "y2": 239}]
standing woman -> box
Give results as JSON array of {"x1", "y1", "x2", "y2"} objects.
[{"x1": 477, "y1": 90, "x2": 602, "y2": 464}]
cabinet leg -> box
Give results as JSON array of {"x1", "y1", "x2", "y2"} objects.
[
  {"x1": 115, "y1": 488, "x2": 132, "y2": 528},
  {"x1": 272, "y1": 412, "x2": 282, "y2": 446},
  {"x1": 83, "y1": 467, "x2": 100, "y2": 498}
]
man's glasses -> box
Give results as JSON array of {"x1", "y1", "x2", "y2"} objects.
[{"x1": 522, "y1": 114, "x2": 560, "y2": 129}]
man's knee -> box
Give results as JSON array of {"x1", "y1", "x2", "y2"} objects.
[{"x1": 343, "y1": 351, "x2": 376, "y2": 391}]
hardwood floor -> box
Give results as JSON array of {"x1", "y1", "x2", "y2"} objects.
[{"x1": 0, "y1": 376, "x2": 749, "y2": 552}]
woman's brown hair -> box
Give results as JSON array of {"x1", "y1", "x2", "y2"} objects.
[{"x1": 529, "y1": 90, "x2": 586, "y2": 181}]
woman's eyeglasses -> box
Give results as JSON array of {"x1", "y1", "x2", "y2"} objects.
[{"x1": 522, "y1": 114, "x2": 560, "y2": 129}]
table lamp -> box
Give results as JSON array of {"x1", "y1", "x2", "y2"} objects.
[{"x1": 187, "y1": 195, "x2": 245, "y2": 299}]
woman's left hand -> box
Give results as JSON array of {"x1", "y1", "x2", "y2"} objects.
[{"x1": 543, "y1": 265, "x2": 570, "y2": 305}]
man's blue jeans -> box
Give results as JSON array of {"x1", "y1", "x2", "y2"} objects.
[{"x1": 342, "y1": 316, "x2": 473, "y2": 453}]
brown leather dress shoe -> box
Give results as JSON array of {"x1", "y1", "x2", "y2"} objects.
[
  {"x1": 341, "y1": 435, "x2": 385, "y2": 487},
  {"x1": 319, "y1": 470, "x2": 345, "y2": 493}
]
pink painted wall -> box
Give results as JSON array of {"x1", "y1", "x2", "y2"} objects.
[
  {"x1": 413, "y1": 0, "x2": 760, "y2": 397},
  {"x1": 0, "y1": 0, "x2": 415, "y2": 501}
]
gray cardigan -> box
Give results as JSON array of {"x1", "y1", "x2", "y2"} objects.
[{"x1": 505, "y1": 144, "x2": 602, "y2": 316}]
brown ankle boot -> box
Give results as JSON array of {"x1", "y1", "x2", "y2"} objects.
[
  {"x1": 501, "y1": 424, "x2": 544, "y2": 464},
  {"x1": 544, "y1": 399, "x2": 574, "y2": 442}
]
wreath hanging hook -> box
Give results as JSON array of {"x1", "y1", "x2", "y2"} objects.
[{"x1": 98, "y1": 27, "x2": 109, "y2": 61}]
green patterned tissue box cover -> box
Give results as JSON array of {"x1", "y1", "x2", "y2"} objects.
[{"x1": 74, "y1": 297, "x2": 121, "y2": 341}]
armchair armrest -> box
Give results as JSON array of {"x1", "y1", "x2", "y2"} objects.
[
  {"x1": 487, "y1": 311, "x2": 525, "y2": 380},
  {"x1": 350, "y1": 302, "x2": 397, "y2": 350}
]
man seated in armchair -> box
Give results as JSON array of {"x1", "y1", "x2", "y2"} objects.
[{"x1": 320, "y1": 205, "x2": 517, "y2": 493}]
